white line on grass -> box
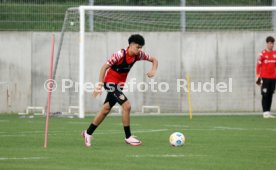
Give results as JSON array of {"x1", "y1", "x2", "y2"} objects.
[
  {"x1": 0, "y1": 157, "x2": 46, "y2": 161},
  {"x1": 184, "y1": 127, "x2": 276, "y2": 132},
  {"x1": 213, "y1": 126, "x2": 276, "y2": 131},
  {"x1": 133, "y1": 129, "x2": 168, "y2": 133},
  {"x1": 164, "y1": 124, "x2": 189, "y2": 127},
  {"x1": 67, "y1": 122, "x2": 89, "y2": 124},
  {"x1": 127, "y1": 154, "x2": 207, "y2": 158},
  {"x1": 114, "y1": 123, "x2": 141, "y2": 126},
  {"x1": 95, "y1": 129, "x2": 168, "y2": 135},
  {"x1": 213, "y1": 126, "x2": 247, "y2": 131},
  {"x1": 0, "y1": 129, "x2": 168, "y2": 137},
  {"x1": 0, "y1": 130, "x2": 76, "y2": 134},
  {"x1": 0, "y1": 134, "x2": 29, "y2": 137},
  {"x1": 68, "y1": 122, "x2": 142, "y2": 126}
]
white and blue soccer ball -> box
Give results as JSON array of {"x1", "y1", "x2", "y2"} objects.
[{"x1": 169, "y1": 132, "x2": 185, "y2": 147}]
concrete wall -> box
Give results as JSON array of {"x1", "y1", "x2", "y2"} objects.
[
  {"x1": 0, "y1": 32, "x2": 32, "y2": 113},
  {"x1": 0, "y1": 32, "x2": 275, "y2": 114}
]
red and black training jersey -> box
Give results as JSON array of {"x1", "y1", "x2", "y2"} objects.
[
  {"x1": 256, "y1": 49, "x2": 276, "y2": 79},
  {"x1": 104, "y1": 48, "x2": 151, "y2": 84}
]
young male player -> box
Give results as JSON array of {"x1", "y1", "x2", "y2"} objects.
[
  {"x1": 256, "y1": 36, "x2": 276, "y2": 118},
  {"x1": 82, "y1": 34, "x2": 158, "y2": 147}
]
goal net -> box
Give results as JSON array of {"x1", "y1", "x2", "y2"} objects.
[{"x1": 51, "y1": 6, "x2": 276, "y2": 118}]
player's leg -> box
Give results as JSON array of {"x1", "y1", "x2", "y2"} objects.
[
  {"x1": 262, "y1": 79, "x2": 270, "y2": 112},
  {"x1": 121, "y1": 100, "x2": 131, "y2": 126},
  {"x1": 82, "y1": 92, "x2": 117, "y2": 147},
  {"x1": 87, "y1": 84, "x2": 118, "y2": 133},
  {"x1": 261, "y1": 78, "x2": 275, "y2": 118},
  {"x1": 121, "y1": 101, "x2": 141, "y2": 146},
  {"x1": 267, "y1": 79, "x2": 276, "y2": 114},
  {"x1": 91, "y1": 99, "x2": 114, "y2": 126},
  {"x1": 113, "y1": 87, "x2": 142, "y2": 146},
  {"x1": 121, "y1": 100, "x2": 131, "y2": 137}
]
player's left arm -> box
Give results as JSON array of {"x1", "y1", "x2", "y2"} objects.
[
  {"x1": 146, "y1": 56, "x2": 158, "y2": 78},
  {"x1": 256, "y1": 52, "x2": 263, "y2": 85}
]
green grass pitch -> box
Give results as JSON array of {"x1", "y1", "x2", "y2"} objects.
[{"x1": 0, "y1": 114, "x2": 275, "y2": 170}]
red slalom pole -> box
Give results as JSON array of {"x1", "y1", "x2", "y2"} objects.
[{"x1": 44, "y1": 33, "x2": 55, "y2": 148}]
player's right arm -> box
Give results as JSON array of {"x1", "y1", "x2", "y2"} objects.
[
  {"x1": 92, "y1": 63, "x2": 110, "y2": 97},
  {"x1": 146, "y1": 56, "x2": 158, "y2": 78}
]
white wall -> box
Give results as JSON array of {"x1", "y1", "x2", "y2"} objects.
[
  {"x1": 0, "y1": 32, "x2": 275, "y2": 114},
  {"x1": 0, "y1": 32, "x2": 32, "y2": 113}
]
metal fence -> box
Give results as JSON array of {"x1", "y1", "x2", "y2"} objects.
[{"x1": 0, "y1": 0, "x2": 272, "y2": 31}]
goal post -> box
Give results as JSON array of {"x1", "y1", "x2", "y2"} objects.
[
  {"x1": 52, "y1": 6, "x2": 276, "y2": 118},
  {"x1": 79, "y1": 7, "x2": 85, "y2": 118}
]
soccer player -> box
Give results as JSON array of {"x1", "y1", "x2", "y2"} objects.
[
  {"x1": 82, "y1": 34, "x2": 158, "y2": 147},
  {"x1": 256, "y1": 36, "x2": 276, "y2": 118}
]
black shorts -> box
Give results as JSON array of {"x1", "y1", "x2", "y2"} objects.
[
  {"x1": 261, "y1": 78, "x2": 276, "y2": 95},
  {"x1": 104, "y1": 83, "x2": 128, "y2": 108}
]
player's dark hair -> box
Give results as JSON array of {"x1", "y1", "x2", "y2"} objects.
[
  {"x1": 128, "y1": 34, "x2": 145, "y2": 46},
  {"x1": 266, "y1": 36, "x2": 275, "y2": 43}
]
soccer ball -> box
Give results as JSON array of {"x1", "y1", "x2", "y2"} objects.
[{"x1": 169, "y1": 132, "x2": 185, "y2": 147}]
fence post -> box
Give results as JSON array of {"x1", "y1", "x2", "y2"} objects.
[
  {"x1": 273, "y1": 0, "x2": 276, "y2": 31},
  {"x1": 89, "y1": 0, "x2": 94, "y2": 32},
  {"x1": 180, "y1": 0, "x2": 186, "y2": 32}
]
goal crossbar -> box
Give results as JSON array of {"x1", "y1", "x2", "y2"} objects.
[{"x1": 79, "y1": 6, "x2": 276, "y2": 12}]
